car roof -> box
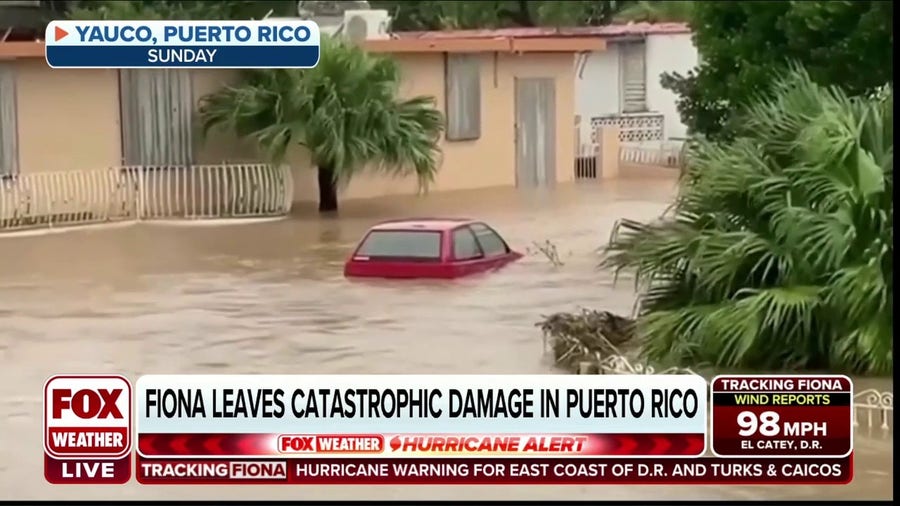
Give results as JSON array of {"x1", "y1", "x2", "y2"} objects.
[{"x1": 369, "y1": 217, "x2": 478, "y2": 232}]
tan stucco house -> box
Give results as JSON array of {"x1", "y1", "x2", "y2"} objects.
[{"x1": 0, "y1": 32, "x2": 603, "y2": 204}]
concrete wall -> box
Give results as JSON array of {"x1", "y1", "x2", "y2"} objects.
[
  {"x1": 12, "y1": 62, "x2": 260, "y2": 173},
  {"x1": 14, "y1": 60, "x2": 122, "y2": 173},
  {"x1": 8, "y1": 50, "x2": 577, "y2": 204},
  {"x1": 575, "y1": 33, "x2": 697, "y2": 143}
]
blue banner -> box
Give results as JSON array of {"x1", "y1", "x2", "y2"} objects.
[
  {"x1": 45, "y1": 45, "x2": 320, "y2": 69},
  {"x1": 45, "y1": 20, "x2": 321, "y2": 69}
]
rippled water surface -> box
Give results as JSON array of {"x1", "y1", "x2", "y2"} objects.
[{"x1": 0, "y1": 175, "x2": 892, "y2": 500}]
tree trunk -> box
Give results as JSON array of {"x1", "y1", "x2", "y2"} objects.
[{"x1": 317, "y1": 164, "x2": 339, "y2": 213}]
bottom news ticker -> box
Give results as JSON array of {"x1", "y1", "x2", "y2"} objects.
[{"x1": 45, "y1": 455, "x2": 853, "y2": 485}]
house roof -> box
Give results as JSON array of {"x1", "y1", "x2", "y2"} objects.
[
  {"x1": 364, "y1": 36, "x2": 604, "y2": 53},
  {"x1": 0, "y1": 40, "x2": 43, "y2": 59},
  {"x1": 364, "y1": 23, "x2": 689, "y2": 53},
  {"x1": 0, "y1": 35, "x2": 604, "y2": 60},
  {"x1": 389, "y1": 23, "x2": 691, "y2": 41},
  {"x1": 0, "y1": 23, "x2": 688, "y2": 60}
]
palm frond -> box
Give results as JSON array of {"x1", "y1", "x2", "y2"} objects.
[
  {"x1": 604, "y1": 67, "x2": 892, "y2": 374},
  {"x1": 197, "y1": 36, "x2": 445, "y2": 185}
]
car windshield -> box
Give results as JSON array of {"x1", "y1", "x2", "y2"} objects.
[{"x1": 355, "y1": 230, "x2": 442, "y2": 260}]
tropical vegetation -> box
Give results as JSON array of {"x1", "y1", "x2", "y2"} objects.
[
  {"x1": 66, "y1": 0, "x2": 692, "y2": 27},
  {"x1": 662, "y1": 1, "x2": 893, "y2": 139},
  {"x1": 370, "y1": 1, "x2": 626, "y2": 30},
  {"x1": 611, "y1": 1, "x2": 693, "y2": 24},
  {"x1": 197, "y1": 36, "x2": 444, "y2": 212},
  {"x1": 65, "y1": 0, "x2": 293, "y2": 20},
  {"x1": 602, "y1": 67, "x2": 893, "y2": 375}
]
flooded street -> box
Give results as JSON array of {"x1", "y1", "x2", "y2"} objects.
[{"x1": 0, "y1": 175, "x2": 892, "y2": 500}]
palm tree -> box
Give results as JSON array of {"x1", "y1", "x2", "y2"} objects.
[
  {"x1": 198, "y1": 36, "x2": 445, "y2": 212},
  {"x1": 603, "y1": 67, "x2": 893, "y2": 375}
]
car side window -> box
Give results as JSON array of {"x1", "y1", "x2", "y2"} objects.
[
  {"x1": 453, "y1": 227, "x2": 483, "y2": 260},
  {"x1": 469, "y1": 223, "x2": 509, "y2": 257}
]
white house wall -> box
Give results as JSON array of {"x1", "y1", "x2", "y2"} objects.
[
  {"x1": 576, "y1": 45, "x2": 620, "y2": 145},
  {"x1": 575, "y1": 32, "x2": 698, "y2": 144},
  {"x1": 645, "y1": 32, "x2": 697, "y2": 140}
]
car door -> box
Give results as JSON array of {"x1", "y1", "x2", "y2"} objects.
[
  {"x1": 469, "y1": 223, "x2": 515, "y2": 270},
  {"x1": 450, "y1": 226, "x2": 488, "y2": 277}
]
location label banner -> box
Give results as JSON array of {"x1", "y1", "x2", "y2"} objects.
[
  {"x1": 710, "y1": 375, "x2": 853, "y2": 458},
  {"x1": 44, "y1": 20, "x2": 321, "y2": 69}
]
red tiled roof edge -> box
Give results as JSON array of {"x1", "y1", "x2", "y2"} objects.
[{"x1": 390, "y1": 22, "x2": 692, "y2": 40}]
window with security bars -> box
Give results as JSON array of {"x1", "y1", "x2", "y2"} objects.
[
  {"x1": 445, "y1": 54, "x2": 481, "y2": 141},
  {"x1": 0, "y1": 64, "x2": 18, "y2": 177},
  {"x1": 619, "y1": 41, "x2": 647, "y2": 113}
]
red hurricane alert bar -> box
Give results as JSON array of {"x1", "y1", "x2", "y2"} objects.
[
  {"x1": 43, "y1": 375, "x2": 133, "y2": 484},
  {"x1": 136, "y1": 433, "x2": 705, "y2": 458},
  {"x1": 710, "y1": 375, "x2": 853, "y2": 458}
]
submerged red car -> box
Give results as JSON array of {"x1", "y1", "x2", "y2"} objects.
[{"x1": 344, "y1": 218, "x2": 523, "y2": 279}]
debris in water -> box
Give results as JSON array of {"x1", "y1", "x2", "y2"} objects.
[{"x1": 536, "y1": 308, "x2": 639, "y2": 372}]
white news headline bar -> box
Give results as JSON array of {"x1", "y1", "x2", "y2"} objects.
[{"x1": 136, "y1": 374, "x2": 708, "y2": 435}]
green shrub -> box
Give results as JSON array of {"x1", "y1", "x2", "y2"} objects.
[{"x1": 604, "y1": 68, "x2": 893, "y2": 375}]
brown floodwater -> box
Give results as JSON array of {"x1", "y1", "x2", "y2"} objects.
[{"x1": 0, "y1": 174, "x2": 892, "y2": 500}]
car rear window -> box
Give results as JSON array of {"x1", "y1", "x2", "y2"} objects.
[
  {"x1": 470, "y1": 223, "x2": 509, "y2": 257},
  {"x1": 355, "y1": 230, "x2": 442, "y2": 260}
]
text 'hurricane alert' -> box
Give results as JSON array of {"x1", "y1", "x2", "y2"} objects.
[{"x1": 44, "y1": 20, "x2": 322, "y2": 69}]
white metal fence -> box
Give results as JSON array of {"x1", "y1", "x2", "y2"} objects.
[
  {"x1": 854, "y1": 389, "x2": 894, "y2": 436},
  {"x1": 0, "y1": 163, "x2": 293, "y2": 232},
  {"x1": 574, "y1": 113, "x2": 686, "y2": 180},
  {"x1": 574, "y1": 140, "x2": 684, "y2": 180},
  {"x1": 619, "y1": 143, "x2": 683, "y2": 168}
]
